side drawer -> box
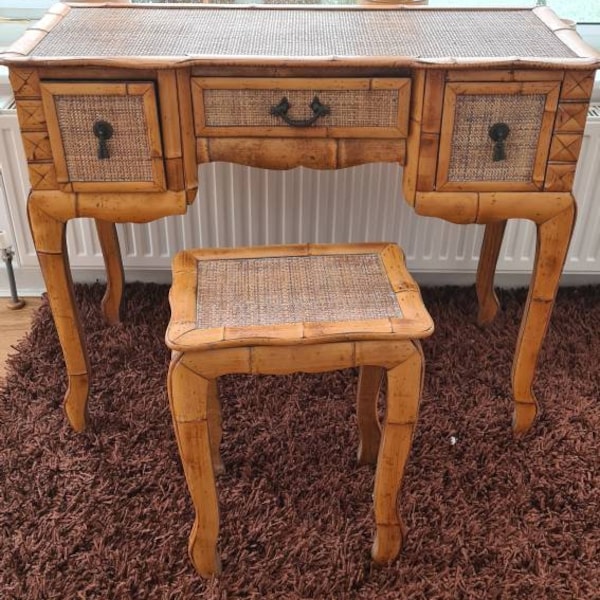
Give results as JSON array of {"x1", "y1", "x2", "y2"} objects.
[
  {"x1": 192, "y1": 78, "x2": 411, "y2": 138},
  {"x1": 40, "y1": 81, "x2": 165, "y2": 192},
  {"x1": 436, "y1": 81, "x2": 561, "y2": 192}
]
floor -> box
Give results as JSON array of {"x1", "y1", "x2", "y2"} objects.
[{"x1": 0, "y1": 297, "x2": 43, "y2": 379}]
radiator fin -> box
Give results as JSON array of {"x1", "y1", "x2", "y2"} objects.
[
  {"x1": 588, "y1": 103, "x2": 600, "y2": 119},
  {"x1": 0, "y1": 110, "x2": 599, "y2": 278}
]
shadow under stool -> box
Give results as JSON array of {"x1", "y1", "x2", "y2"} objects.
[{"x1": 165, "y1": 242, "x2": 434, "y2": 577}]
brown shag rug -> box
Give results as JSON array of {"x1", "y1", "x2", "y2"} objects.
[{"x1": 1, "y1": 283, "x2": 598, "y2": 599}]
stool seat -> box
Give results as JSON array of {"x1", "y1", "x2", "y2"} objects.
[
  {"x1": 166, "y1": 242, "x2": 433, "y2": 577},
  {"x1": 167, "y1": 242, "x2": 433, "y2": 350}
]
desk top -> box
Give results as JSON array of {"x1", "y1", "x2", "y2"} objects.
[{"x1": 2, "y1": 3, "x2": 599, "y2": 70}]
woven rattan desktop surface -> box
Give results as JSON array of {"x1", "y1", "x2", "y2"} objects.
[
  {"x1": 195, "y1": 253, "x2": 402, "y2": 330},
  {"x1": 30, "y1": 8, "x2": 575, "y2": 60}
]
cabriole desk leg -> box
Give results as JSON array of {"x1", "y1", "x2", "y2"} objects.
[
  {"x1": 476, "y1": 220, "x2": 507, "y2": 326},
  {"x1": 511, "y1": 203, "x2": 576, "y2": 435},
  {"x1": 28, "y1": 196, "x2": 90, "y2": 432},
  {"x1": 95, "y1": 219, "x2": 124, "y2": 325}
]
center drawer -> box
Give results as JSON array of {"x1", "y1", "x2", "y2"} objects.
[{"x1": 191, "y1": 78, "x2": 410, "y2": 138}]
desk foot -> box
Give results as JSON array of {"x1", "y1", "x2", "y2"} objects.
[
  {"x1": 476, "y1": 221, "x2": 507, "y2": 326},
  {"x1": 189, "y1": 518, "x2": 222, "y2": 578},
  {"x1": 372, "y1": 522, "x2": 405, "y2": 565},
  {"x1": 513, "y1": 400, "x2": 538, "y2": 435},
  {"x1": 64, "y1": 373, "x2": 90, "y2": 433},
  {"x1": 510, "y1": 204, "x2": 575, "y2": 435},
  {"x1": 95, "y1": 220, "x2": 124, "y2": 325}
]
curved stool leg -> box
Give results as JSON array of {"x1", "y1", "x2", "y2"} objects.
[
  {"x1": 356, "y1": 366, "x2": 384, "y2": 465},
  {"x1": 476, "y1": 220, "x2": 507, "y2": 326},
  {"x1": 372, "y1": 342, "x2": 424, "y2": 564},
  {"x1": 168, "y1": 355, "x2": 221, "y2": 577}
]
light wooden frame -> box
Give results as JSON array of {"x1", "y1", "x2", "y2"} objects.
[
  {"x1": 40, "y1": 80, "x2": 166, "y2": 192},
  {"x1": 436, "y1": 81, "x2": 561, "y2": 192},
  {"x1": 166, "y1": 241, "x2": 433, "y2": 577},
  {"x1": 192, "y1": 77, "x2": 411, "y2": 139}
]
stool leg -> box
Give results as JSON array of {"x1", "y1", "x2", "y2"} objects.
[
  {"x1": 207, "y1": 379, "x2": 225, "y2": 475},
  {"x1": 372, "y1": 342, "x2": 424, "y2": 565},
  {"x1": 168, "y1": 356, "x2": 221, "y2": 577},
  {"x1": 356, "y1": 366, "x2": 384, "y2": 465}
]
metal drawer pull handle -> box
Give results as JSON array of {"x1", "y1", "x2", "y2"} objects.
[
  {"x1": 488, "y1": 122, "x2": 510, "y2": 162},
  {"x1": 270, "y1": 96, "x2": 330, "y2": 127},
  {"x1": 93, "y1": 120, "x2": 114, "y2": 160}
]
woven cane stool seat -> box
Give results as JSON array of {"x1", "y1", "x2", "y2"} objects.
[{"x1": 166, "y1": 242, "x2": 433, "y2": 577}]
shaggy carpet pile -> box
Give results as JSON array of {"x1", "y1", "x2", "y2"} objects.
[{"x1": 1, "y1": 283, "x2": 598, "y2": 599}]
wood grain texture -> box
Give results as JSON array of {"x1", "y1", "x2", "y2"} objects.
[
  {"x1": 9, "y1": 68, "x2": 41, "y2": 98},
  {"x1": 476, "y1": 220, "x2": 507, "y2": 326},
  {"x1": 22, "y1": 132, "x2": 52, "y2": 162},
  {"x1": 28, "y1": 196, "x2": 90, "y2": 432},
  {"x1": 206, "y1": 138, "x2": 338, "y2": 170},
  {"x1": 544, "y1": 163, "x2": 577, "y2": 192},
  {"x1": 74, "y1": 191, "x2": 187, "y2": 222},
  {"x1": 168, "y1": 357, "x2": 221, "y2": 578},
  {"x1": 176, "y1": 68, "x2": 199, "y2": 193},
  {"x1": 168, "y1": 335, "x2": 427, "y2": 576},
  {"x1": 402, "y1": 69, "x2": 427, "y2": 205},
  {"x1": 356, "y1": 365, "x2": 384, "y2": 465},
  {"x1": 15, "y1": 100, "x2": 46, "y2": 131},
  {"x1": 511, "y1": 202, "x2": 576, "y2": 434},
  {"x1": 372, "y1": 342, "x2": 424, "y2": 564},
  {"x1": 95, "y1": 219, "x2": 124, "y2": 326},
  {"x1": 412, "y1": 70, "x2": 445, "y2": 192}
]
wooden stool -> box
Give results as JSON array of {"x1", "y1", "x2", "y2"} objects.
[{"x1": 166, "y1": 243, "x2": 433, "y2": 577}]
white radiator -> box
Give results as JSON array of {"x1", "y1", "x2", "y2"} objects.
[{"x1": 1, "y1": 106, "x2": 600, "y2": 294}]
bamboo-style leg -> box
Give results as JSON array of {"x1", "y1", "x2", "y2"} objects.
[
  {"x1": 207, "y1": 379, "x2": 225, "y2": 475},
  {"x1": 511, "y1": 204, "x2": 576, "y2": 435},
  {"x1": 356, "y1": 365, "x2": 384, "y2": 465},
  {"x1": 476, "y1": 220, "x2": 507, "y2": 326},
  {"x1": 28, "y1": 197, "x2": 90, "y2": 432},
  {"x1": 95, "y1": 219, "x2": 124, "y2": 325},
  {"x1": 372, "y1": 342, "x2": 424, "y2": 564},
  {"x1": 168, "y1": 356, "x2": 221, "y2": 577}
]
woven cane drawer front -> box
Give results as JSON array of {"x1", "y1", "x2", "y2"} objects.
[
  {"x1": 192, "y1": 78, "x2": 411, "y2": 138},
  {"x1": 40, "y1": 81, "x2": 165, "y2": 192},
  {"x1": 436, "y1": 82, "x2": 561, "y2": 192}
]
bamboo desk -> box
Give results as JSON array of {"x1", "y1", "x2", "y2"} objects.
[{"x1": 2, "y1": 3, "x2": 599, "y2": 434}]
